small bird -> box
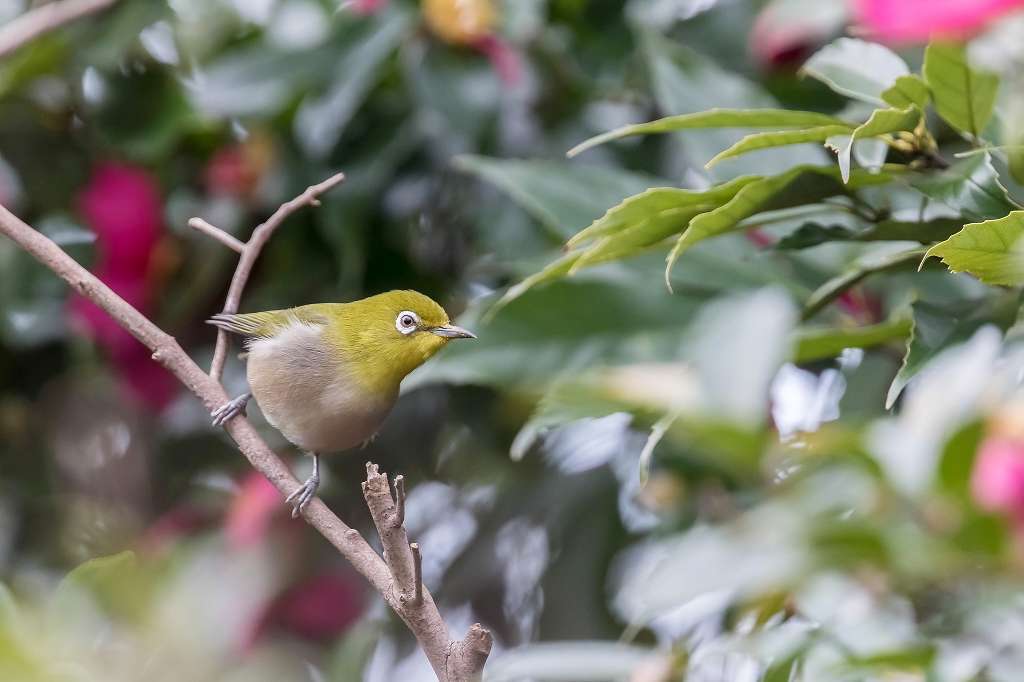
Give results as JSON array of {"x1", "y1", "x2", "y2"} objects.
[{"x1": 207, "y1": 290, "x2": 475, "y2": 516}]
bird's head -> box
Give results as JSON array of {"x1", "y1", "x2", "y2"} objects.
[{"x1": 335, "y1": 290, "x2": 475, "y2": 391}]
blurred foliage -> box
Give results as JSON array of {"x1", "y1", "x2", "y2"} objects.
[{"x1": 5, "y1": 0, "x2": 1024, "y2": 681}]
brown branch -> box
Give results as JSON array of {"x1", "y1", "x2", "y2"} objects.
[
  {"x1": 0, "y1": 0, "x2": 117, "y2": 58},
  {"x1": 188, "y1": 218, "x2": 245, "y2": 254},
  {"x1": 0, "y1": 201, "x2": 490, "y2": 681},
  {"x1": 203, "y1": 171, "x2": 346, "y2": 381}
]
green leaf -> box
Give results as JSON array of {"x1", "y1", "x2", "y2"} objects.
[
  {"x1": 793, "y1": 316, "x2": 913, "y2": 363},
  {"x1": 775, "y1": 217, "x2": 964, "y2": 250},
  {"x1": 802, "y1": 247, "x2": 927, "y2": 320},
  {"x1": 412, "y1": 268, "x2": 703, "y2": 389},
  {"x1": 836, "y1": 107, "x2": 921, "y2": 183},
  {"x1": 567, "y1": 109, "x2": 850, "y2": 158},
  {"x1": 923, "y1": 210, "x2": 1024, "y2": 285},
  {"x1": 1004, "y1": 94, "x2": 1024, "y2": 185},
  {"x1": 909, "y1": 153, "x2": 1019, "y2": 221},
  {"x1": 415, "y1": 244, "x2": 807, "y2": 390},
  {"x1": 454, "y1": 156, "x2": 660, "y2": 240},
  {"x1": 665, "y1": 165, "x2": 895, "y2": 287},
  {"x1": 293, "y1": 11, "x2": 412, "y2": 158},
  {"x1": 881, "y1": 74, "x2": 930, "y2": 109},
  {"x1": 706, "y1": 125, "x2": 853, "y2": 168},
  {"x1": 568, "y1": 176, "x2": 759, "y2": 247},
  {"x1": 50, "y1": 551, "x2": 142, "y2": 623},
  {"x1": 801, "y1": 38, "x2": 910, "y2": 105},
  {"x1": 886, "y1": 294, "x2": 1019, "y2": 407},
  {"x1": 570, "y1": 206, "x2": 709, "y2": 274},
  {"x1": 923, "y1": 41, "x2": 999, "y2": 138}
]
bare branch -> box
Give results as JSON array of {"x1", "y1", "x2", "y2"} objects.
[
  {"x1": 0, "y1": 202, "x2": 489, "y2": 681},
  {"x1": 363, "y1": 464, "x2": 419, "y2": 603},
  {"x1": 188, "y1": 217, "x2": 245, "y2": 253},
  {"x1": 205, "y1": 171, "x2": 346, "y2": 380},
  {"x1": 447, "y1": 624, "x2": 494, "y2": 682},
  {"x1": 0, "y1": 0, "x2": 117, "y2": 58}
]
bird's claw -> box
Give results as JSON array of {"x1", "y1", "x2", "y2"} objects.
[
  {"x1": 285, "y1": 472, "x2": 320, "y2": 519},
  {"x1": 211, "y1": 392, "x2": 252, "y2": 427}
]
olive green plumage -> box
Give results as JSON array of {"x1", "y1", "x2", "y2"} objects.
[{"x1": 208, "y1": 290, "x2": 475, "y2": 516}]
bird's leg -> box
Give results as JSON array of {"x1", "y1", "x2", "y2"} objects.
[
  {"x1": 285, "y1": 453, "x2": 320, "y2": 518},
  {"x1": 211, "y1": 391, "x2": 252, "y2": 427}
]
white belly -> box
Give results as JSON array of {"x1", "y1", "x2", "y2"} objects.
[{"x1": 245, "y1": 322, "x2": 395, "y2": 453}]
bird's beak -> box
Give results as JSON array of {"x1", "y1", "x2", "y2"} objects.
[{"x1": 431, "y1": 324, "x2": 476, "y2": 339}]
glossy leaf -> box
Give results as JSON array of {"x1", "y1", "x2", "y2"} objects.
[
  {"x1": 881, "y1": 74, "x2": 930, "y2": 109},
  {"x1": 886, "y1": 294, "x2": 1019, "y2": 407},
  {"x1": 923, "y1": 41, "x2": 999, "y2": 138},
  {"x1": 801, "y1": 38, "x2": 910, "y2": 105},
  {"x1": 568, "y1": 176, "x2": 759, "y2": 247},
  {"x1": 802, "y1": 246, "x2": 926, "y2": 320},
  {"x1": 666, "y1": 165, "x2": 895, "y2": 287},
  {"x1": 706, "y1": 125, "x2": 853, "y2": 168},
  {"x1": 567, "y1": 109, "x2": 850, "y2": 158},
  {"x1": 924, "y1": 211, "x2": 1024, "y2": 285},
  {"x1": 836, "y1": 107, "x2": 920, "y2": 183},
  {"x1": 454, "y1": 156, "x2": 660, "y2": 240},
  {"x1": 644, "y1": 35, "x2": 829, "y2": 181},
  {"x1": 293, "y1": 11, "x2": 411, "y2": 158},
  {"x1": 909, "y1": 153, "x2": 1018, "y2": 221},
  {"x1": 775, "y1": 217, "x2": 964, "y2": 250},
  {"x1": 794, "y1": 316, "x2": 913, "y2": 363}
]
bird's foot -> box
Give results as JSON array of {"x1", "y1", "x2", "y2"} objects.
[
  {"x1": 285, "y1": 455, "x2": 321, "y2": 518},
  {"x1": 360, "y1": 431, "x2": 379, "y2": 449},
  {"x1": 211, "y1": 392, "x2": 252, "y2": 427}
]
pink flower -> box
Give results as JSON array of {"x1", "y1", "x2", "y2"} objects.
[
  {"x1": 348, "y1": 0, "x2": 388, "y2": 15},
  {"x1": 77, "y1": 162, "x2": 162, "y2": 274},
  {"x1": 225, "y1": 472, "x2": 283, "y2": 549},
  {"x1": 750, "y1": 2, "x2": 841, "y2": 70},
  {"x1": 71, "y1": 161, "x2": 177, "y2": 413},
  {"x1": 853, "y1": 0, "x2": 1024, "y2": 44},
  {"x1": 971, "y1": 437, "x2": 1024, "y2": 521}
]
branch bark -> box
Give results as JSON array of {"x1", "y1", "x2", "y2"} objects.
[
  {"x1": 0, "y1": 0, "x2": 117, "y2": 59},
  {"x1": 206, "y1": 172, "x2": 346, "y2": 381},
  {"x1": 0, "y1": 198, "x2": 490, "y2": 680}
]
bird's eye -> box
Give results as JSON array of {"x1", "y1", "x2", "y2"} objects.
[{"x1": 396, "y1": 311, "x2": 419, "y2": 335}]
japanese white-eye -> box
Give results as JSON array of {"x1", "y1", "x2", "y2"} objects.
[{"x1": 208, "y1": 290, "x2": 475, "y2": 516}]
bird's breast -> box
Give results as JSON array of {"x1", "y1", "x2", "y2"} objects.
[{"x1": 244, "y1": 321, "x2": 397, "y2": 453}]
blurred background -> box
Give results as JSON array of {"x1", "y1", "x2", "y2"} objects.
[{"x1": 4, "y1": 0, "x2": 1024, "y2": 680}]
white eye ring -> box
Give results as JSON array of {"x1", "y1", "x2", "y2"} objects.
[{"x1": 396, "y1": 310, "x2": 419, "y2": 335}]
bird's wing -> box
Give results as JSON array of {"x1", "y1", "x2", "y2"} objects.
[{"x1": 207, "y1": 306, "x2": 328, "y2": 338}]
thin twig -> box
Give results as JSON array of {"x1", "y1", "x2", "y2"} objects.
[
  {"x1": 188, "y1": 218, "x2": 245, "y2": 253},
  {"x1": 205, "y1": 171, "x2": 346, "y2": 380},
  {"x1": 0, "y1": 202, "x2": 489, "y2": 681},
  {"x1": 0, "y1": 0, "x2": 117, "y2": 58},
  {"x1": 394, "y1": 474, "x2": 406, "y2": 527},
  {"x1": 411, "y1": 542, "x2": 423, "y2": 605}
]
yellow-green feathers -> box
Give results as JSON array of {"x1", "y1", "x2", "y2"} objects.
[{"x1": 208, "y1": 290, "x2": 454, "y2": 397}]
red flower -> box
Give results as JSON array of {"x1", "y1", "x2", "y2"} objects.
[
  {"x1": 269, "y1": 572, "x2": 366, "y2": 641},
  {"x1": 853, "y1": 0, "x2": 1024, "y2": 44},
  {"x1": 71, "y1": 162, "x2": 177, "y2": 413}
]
